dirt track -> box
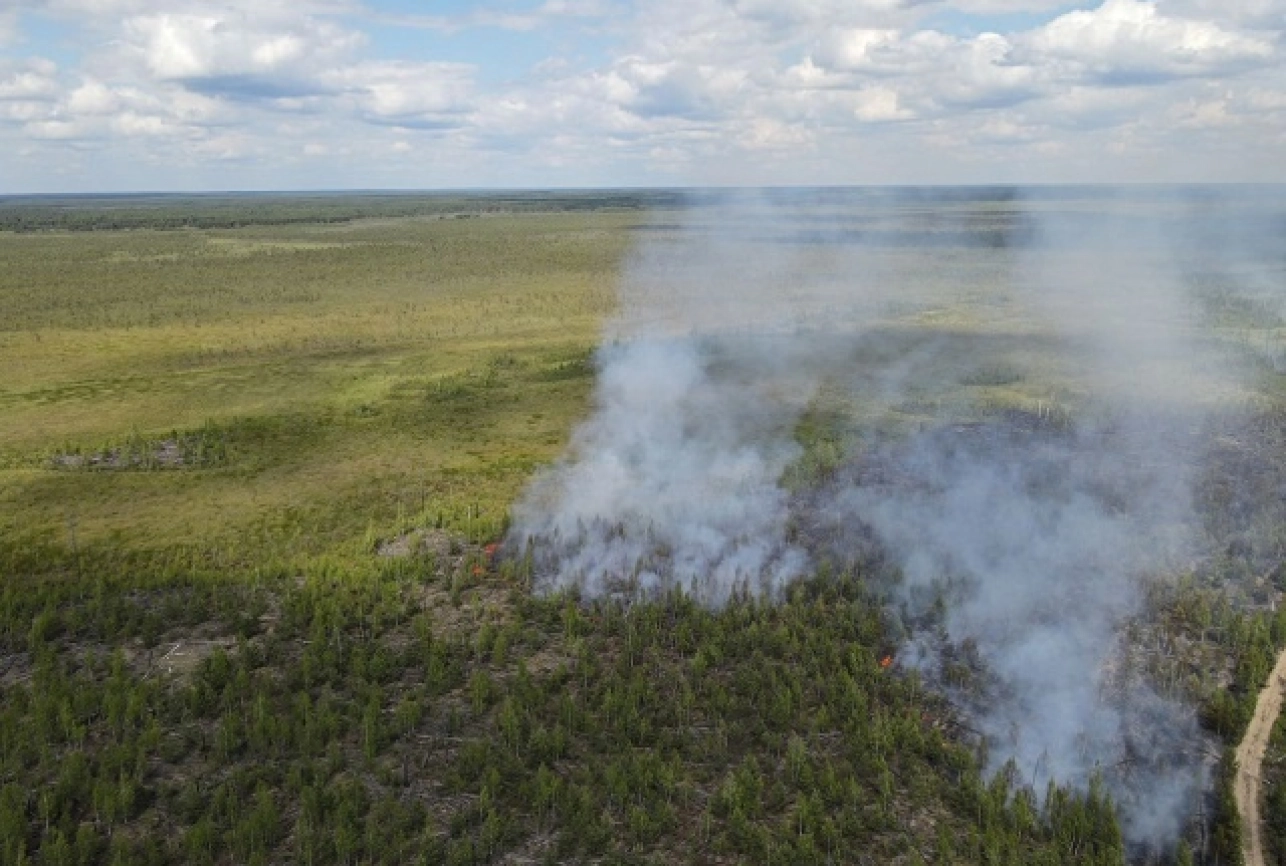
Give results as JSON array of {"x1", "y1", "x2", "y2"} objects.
[{"x1": 1235, "y1": 646, "x2": 1286, "y2": 866}]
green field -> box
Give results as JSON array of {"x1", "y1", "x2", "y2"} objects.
[
  {"x1": 1, "y1": 205, "x2": 634, "y2": 571},
  {"x1": 1, "y1": 193, "x2": 1281, "y2": 866}
]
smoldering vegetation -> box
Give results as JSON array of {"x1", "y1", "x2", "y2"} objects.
[
  {"x1": 796, "y1": 409, "x2": 1208, "y2": 845},
  {"x1": 507, "y1": 186, "x2": 1286, "y2": 847}
]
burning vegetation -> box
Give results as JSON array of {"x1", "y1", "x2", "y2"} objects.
[{"x1": 509, "y1": 188, "x2": 1286, "y2": 859}]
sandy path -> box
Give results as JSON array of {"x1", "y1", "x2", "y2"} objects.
[{"x1": 1235, "y1": 646, "x2": 1286, "y2": 866}]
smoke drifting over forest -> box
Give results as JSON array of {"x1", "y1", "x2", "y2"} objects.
[{"x1": 508, "y1": 188, "x2": 1283, "y2": 844}]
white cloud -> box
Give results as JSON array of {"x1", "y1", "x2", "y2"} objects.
[
  {"x1": 122, "y1": 9, "x2": 364, "y2": 96},
  {"x1": 325, "y1": 61, "x2": 475, "y2": 127},
  {"x1": 852, "y1": 84, "x2": 914, "y2": 121},
  {"x1": 974, "y1": 115, "x2": 1045, "y2": 143},
  {"x1": 936, "y1": 32, "x2": 1045, "y2": 107},
  {"x1": 1032, "y1": 84, "x2": 1152, "y2": 129},
  {"x1": 374, "y1": 0, "x2": 617, "y2": 34},
  {"x1": 1165, "y1": 0, "x2": 1286, "y2": 30},
  {"x1": 780, "y1": 56, "x2": 851, "y2": 90},
  {"x1": 0, "y1": 63, "x2": 231, "y2": 148},
  {"x1": 0, "y1": 59, "x2": 60, "y2": 101},
  {"x1": 614, "y1": 58, "x2": 748, "y2": 120},
  {"x1": 1, "y1": 0, "x2": 1284, "y2": 187},
  {"x1": 0, "y1": 59, "x2": 63, "y2": 128},
  {"x1": 112, "y1": 111, "x2": 178, "y2": 137},
  {"x1": 803, "y1": 28, "x2": 1045, "y2": 114},
  {"x1": 28, "y1": 0, "x2": 359, "y2": 18},
  {"x1": 946, "y1": 0, "x2": 1073, "y2": 10},
  {"x1": 738, "y1": 115, "x2": 814, "y2": 149},
  {"x1": 730, "y1": 0, "x2": 914, "y2": 29},
  {"x1": 65, "y1": 79, "x2": 119, "y2": 115},
  {"x1": 1171, "y1": 95, "x2": 1237, "y2": 129},
  {"x1": 190, "y1": 131, "x2": 257, "y2": 160},
  {"x1": 813, "y1": 29, "x2": 906, "y2": 74},
  {"x1": 1244, "y1": 85, "x2": 1286, "y2": 111},
  {"x1": 1026, "y1": 0, "x2": 1275, "y2": 84}
]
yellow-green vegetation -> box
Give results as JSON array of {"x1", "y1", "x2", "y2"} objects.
[{"x1": 1, "y1": 207, "x2": 627, "y2": 570}]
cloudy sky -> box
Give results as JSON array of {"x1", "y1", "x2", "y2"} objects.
[{"x1": 1, "y1": 0, "x2": 1283, "y2": 191}]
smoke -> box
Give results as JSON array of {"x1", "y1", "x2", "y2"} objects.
[
  {"x1": 507, "y1": 187, "x2": 1278, "y2": 845},
  {"x1": 509, "y1": 192, "x2": 837, "y2": 600},
  {"x1": 510, "y1": 335, "x2": 810, "y2": 601},
  {"x1": 820, "y1": 414, "x2": 1206, "y2": 843}
]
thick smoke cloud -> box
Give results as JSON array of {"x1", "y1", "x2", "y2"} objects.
[
  {"x1": 510, "y1": 335, "x2": 810, "y2": 601},
  {"x1": 507, "y1": 188, "x2": 1276, "y2": 844},
  {"x1": 821, "y1": 416, "x2": 1206, "y2": 843},
  {"x1": 510, "y1": 192, "x2": 838, "y2": 600}
]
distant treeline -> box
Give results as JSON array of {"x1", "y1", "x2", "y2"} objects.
[
  {"x1": 0, "y1": 191, "x2": 688, "y2": 232},
  {"x1": 3, "y1": 185, "x2": 1281, "y2": 236}
]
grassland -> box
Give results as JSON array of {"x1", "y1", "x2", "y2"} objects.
[
  {"x1": 2, "y1": 192, "x2": 1282, "y2": 866},
  {"x1": 1, "y1": 205, "x2": 632, "y2": 572}
]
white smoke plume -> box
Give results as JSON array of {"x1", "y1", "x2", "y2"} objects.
[
  {"x1": 509, "y1": 192, "x2": 837, "y2": 600},
  {"x1": 507, "y1": 187, "x2": 1281, "y2": 845}
]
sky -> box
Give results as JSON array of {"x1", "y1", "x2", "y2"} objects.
[{"x1": 0, "y1": 0, "x2": 1283, "y2": 191}]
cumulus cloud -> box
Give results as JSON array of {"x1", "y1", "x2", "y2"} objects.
[
  {"x1": 813, "y1": 28, "x2": 908, "y2": 74},
  {"x1": 730, "y1": 0, "x2": 918, "y2": 29},
  {"x1": 122, "y1": 10, "x2": 364, "y2": 98},
  {"x1": 325, "y1": 61, "x2": 475, "y2": 128},
  {"x1": 1165, "y1": 0, "x2": 1286, "y2": 30},
  {"x1": 934, "y1": 33, "x2": 1045, "y2": 108},
  {"x1": 14, "y1": 76, "x2": 226, "y2": 144},
  {"x1": 852, "y1": 85, "x2": 915, "y2": 121},
  {"x1": 29, "y1": 0, "x2": 359, "y2": 17},
  {"x1": 0, "y1": 60, "x2": 64, "y2": 128},
  {"x1": 1026, "y1": 0, "x2": 1276, "y2": 85},
  {"x1": 0, "y1": 59, "x2": 60, "y2": 102},
  {"x1": 613, "y1": 59, "x2": 748, "y2": 120},
  {"x1": 0, "y1": 0, "x2": 1283, "y2": 187},
  {"x1": 379, "y1": 0, "x2": 617, "y2": 34},
  {"x1": 948, "y1": 0, "x2": 1073, "y2": 10},
  {"x1": 1031, "y1": 84, "x2": 1152, "y2": 129},
  {"x1": 64, "y1": 79, "x2": 119, "y2": 115}
]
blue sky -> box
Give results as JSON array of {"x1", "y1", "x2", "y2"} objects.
[{"x1": 0, "y1": 0, "x2": 1282, "y2": 191}]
